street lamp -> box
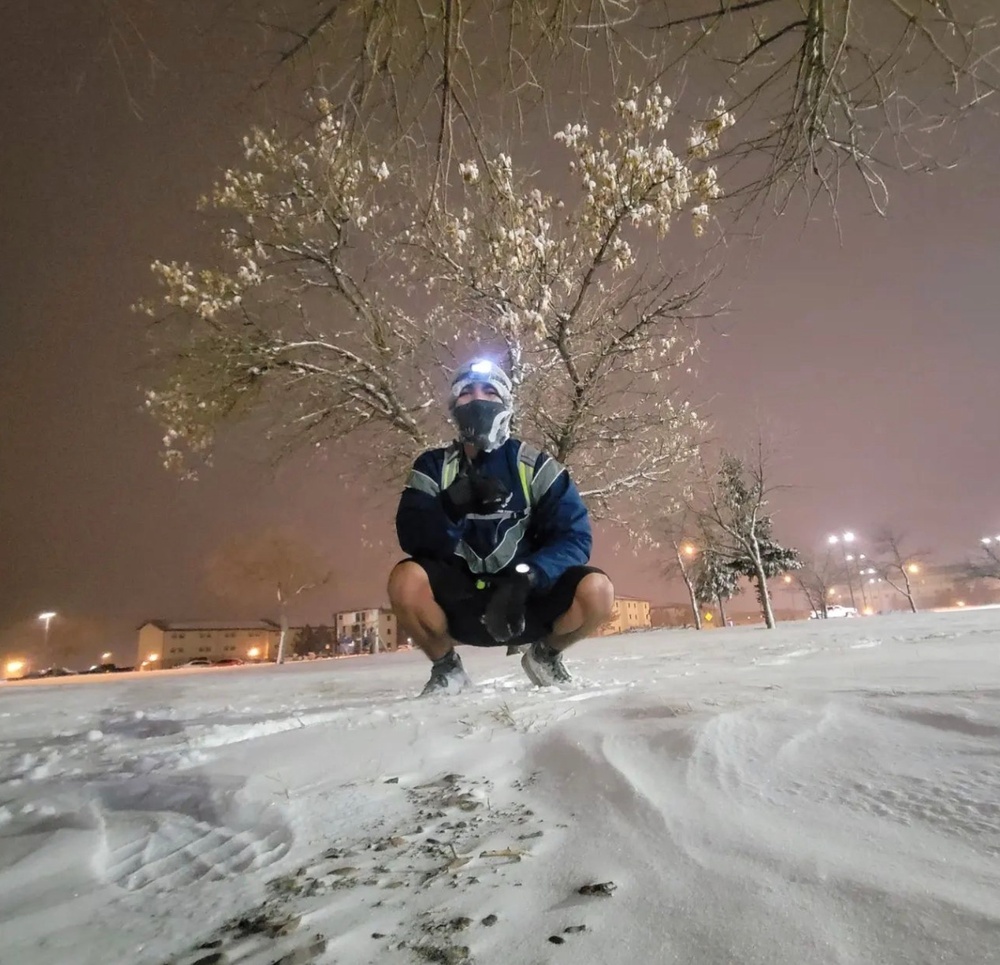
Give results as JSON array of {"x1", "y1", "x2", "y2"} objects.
[
  {"x1": 827, "y1": 533, "x2": 858, "y2": 609},
  {"x1": 101, "y1": 651, "x2": 112, "y2": 661},
  {"x1": 38, "y1": 611, "x2": 56, "y2": 651}
]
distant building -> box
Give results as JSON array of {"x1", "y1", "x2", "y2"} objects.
[
  {"x1": 598, "y1": 596, "x2": 652, "y2": 636},
  {"x1": 136, "y1": 620, "x2": 281, "y2": 669},
  {"x1": 333, "y1": 607, "x2": 400, "y2": 651}
]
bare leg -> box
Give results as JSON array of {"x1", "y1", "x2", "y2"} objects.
[
  {"x1": 546, "y1": 572, "x2": 616, "y2": 652},
  {"x1": 387, "y1": 561, "x2": 456, "y2": 661}
]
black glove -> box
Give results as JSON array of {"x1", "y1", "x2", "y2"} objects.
[
  {"x1": 482, "y1": 569, "x2": 534, "y2": 643},
  {"x1": 472, "y1": 468, "x2": 509, "y2": 513},
  {"x1": 441, "y1": 464, "x2": 510, "y2": 521},
  {"x1": 441, "y1": 471, "x2": 478, "y2": 522}
]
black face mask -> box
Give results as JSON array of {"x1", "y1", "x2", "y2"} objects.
[{"x1": 453, "y1": 399, "x2": 511, "y2": 451}]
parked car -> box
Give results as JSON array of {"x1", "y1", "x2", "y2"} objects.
[
  {"x1": 810, "y1": 604, "x2": 860, "y2": 619},
  {"x1": 213, "y1": 658, "x2": 245, "y2": 667},
  {"x1": 82, "y1": 662, "x2": 123, "y2": 674},
  {"x1": 180, "y1": 658, "x2": 213, "y2": 667},
  {"x1": 23, "y1": 666, "x2": 78, "y2": 679}
]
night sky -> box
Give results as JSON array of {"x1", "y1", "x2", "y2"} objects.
[{"x1": 3, "y1": 6, "x2": 999, "y2": 653}]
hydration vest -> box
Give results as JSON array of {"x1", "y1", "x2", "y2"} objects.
[{"x1": 440, "y1": 441, "x2": 541, "y2": 506}]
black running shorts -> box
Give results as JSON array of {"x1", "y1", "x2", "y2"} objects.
[{"x1": 402, "y1": 557, "x2": 605, "y2": 647}]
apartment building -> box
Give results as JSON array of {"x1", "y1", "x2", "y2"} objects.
[
  {"x1": 136, "y1": 620, "x2": 281, "y2": 668},
  {"x1": 333, "y1": 607, "x2": 401, "y2": 650},
  {"x1": 598, "y1": 596, "x2": 652, "y2": 636}
]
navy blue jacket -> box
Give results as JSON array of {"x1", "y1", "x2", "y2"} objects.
[{"x1": 395, "y1": 438, "x2": 592, "y2": 591}]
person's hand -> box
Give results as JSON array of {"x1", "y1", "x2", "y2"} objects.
[
  {"x1": 482, "y1": 568, "x2": 534, "y2": 643},
  {"x1": 441, "y1": 471, "x2": 478, "y2": 521},
  {"x1": 471, "y1": 469, "x2": 509, "y2": 513},
  {"x1": 442, "y1": 464, "x2": 510, "y2": 520}
]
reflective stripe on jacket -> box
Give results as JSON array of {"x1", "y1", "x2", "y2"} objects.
[{"x1": 395, "y1": 437, "x2": 592, "y2": 590}]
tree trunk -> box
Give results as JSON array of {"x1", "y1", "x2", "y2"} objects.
[
  {"x1": 751, "y1": 544, "x2": 776, "y2": 629},
  {"x1": 717, "y1": 593, "x2": 728, "y2": 626},
  {"x1": 276, "y1": 583, "x2": 288, "y2": 664},
  {"x1": 277, "y1": 610, "x2": 289, "y2": 663},
  {"x1": 884, "y1": 572, "x2": 919, "y2": 615},
  {"x1": 795, "y1": 578, "x2": 822, "y2": 618},
  {"x1": 674, "y1": 543, "x2": 701, "y2": 630},
  {"x1": 678, "y1": 554, "x2": 702, "y2": 630}
]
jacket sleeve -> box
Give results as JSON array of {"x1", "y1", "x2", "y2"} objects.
[
  {"x1": 522, "y1": 455, "x2": 592, "y2": 590},
  {"x1": 395, "y1": 450, "x2": 463, "y2": 560}
]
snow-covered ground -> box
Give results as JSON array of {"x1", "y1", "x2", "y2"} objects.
[{"x1": 2, "y1": 610, "x2": 999, "y2": 965}]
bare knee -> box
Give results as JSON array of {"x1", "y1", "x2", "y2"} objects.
[
  {"x1": 576, "y1": 572, "x2": 615, "y2": 623},
  {"x1": 387, "y1": 561, "x2": 433, "y2": 613},
  {"x1": 388, "y1": 561, "x2": 449, "y2": 649}
]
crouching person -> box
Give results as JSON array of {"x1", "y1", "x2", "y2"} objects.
[{"x1": 387, "y1": 359, "x2": 615, "y2": 696}]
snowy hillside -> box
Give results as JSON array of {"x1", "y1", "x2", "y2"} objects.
[{"x1": 1, "y1": 610, "x2": 999, "y2": 965}]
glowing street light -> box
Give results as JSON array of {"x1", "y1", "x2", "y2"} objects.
[
  {"x1": 247, "y1": 647, "x2": 261, "y2": 659},
  {"x1": 828, "y1": 532, "x2": 855, "y2": 546},
  {"x1": 38, "y1": 611, "x2": 56, "y2": 651},
  {"x1": 101, "y1": 651, "x2": 112, "y2": 660},
  {"x1": 906, "y1": 563, "x2": 920, "y2": 575},
  {"x1": 5, "y1": 659, "x2": 26, "y2": 678},
  {"x1": 681, "y1": 543, "x2": 696, "y2": 557}
]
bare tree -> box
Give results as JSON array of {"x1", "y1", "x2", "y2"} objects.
[
  {"x1": 238, "y1": 0, "x2": 1000, "y2": 214},
  {"x1": 794, "y1": 549, "x2": 840, "y2": 617},
  {"x1": 205, "y1": 529, "x2": 331, "y2": 663},
  {"x1": 872, "y1": 527, "x2": 927, "y2": 612},
  {"x1": 970, "y1": 536, "x2": 1000, "y2": 582},
  {"x1": 140, "y1": 88, "x2": 731, "y2": 524},
  {"x1": 660, "y1": 513, "x2": 703, "y2": 628},
  {"x1": 647, "y1": 0, "x2": 1000, "y2": 213}
]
